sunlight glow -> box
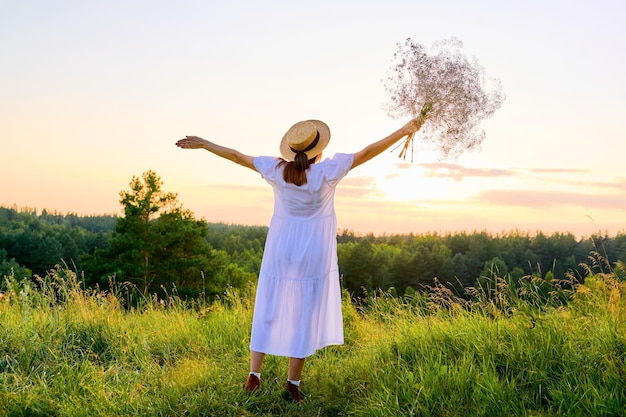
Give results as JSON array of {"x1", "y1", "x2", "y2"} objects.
[{"x1": 375, "y1": 166, "x2": 473, "y2": 202}]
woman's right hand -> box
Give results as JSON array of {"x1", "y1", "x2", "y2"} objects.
[{"x1": 401, "y1": 116, "x2": 425, "y2": 137}]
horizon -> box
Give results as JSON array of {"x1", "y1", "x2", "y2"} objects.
[{"x1": 2, "y1": 202, "x2": 622, "y2": 241}]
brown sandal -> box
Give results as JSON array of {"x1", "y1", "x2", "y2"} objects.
[
  {"x1": 244, "y1": 374, "x2": 260, "y2": 391},
  {"x1": 282, "y1": 381, "x2": 304, "y2": 403}
]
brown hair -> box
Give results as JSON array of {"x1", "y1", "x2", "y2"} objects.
[{"x1": 277, "y1": 153, "x2": 320, "y2": 186}]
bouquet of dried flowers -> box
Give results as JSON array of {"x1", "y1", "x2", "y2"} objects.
[{"x1": 384, "y1": 37, "x2": 504, "y2": 160}]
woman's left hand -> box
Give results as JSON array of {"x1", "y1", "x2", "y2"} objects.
[{"x1": 176, "y1": 136, "x2": 207, "y2": 149}]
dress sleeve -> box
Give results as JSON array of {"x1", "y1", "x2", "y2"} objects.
[
  {"x1": 322, "y1": 153, "x2": 354, "y2": 184},
  {"x1": 253, "y1": 156, "x2": 280, "y2": 183}
]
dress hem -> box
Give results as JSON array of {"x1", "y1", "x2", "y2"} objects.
[{"x1": 249, "y1": 340, "x2": 344, "y2": 358}]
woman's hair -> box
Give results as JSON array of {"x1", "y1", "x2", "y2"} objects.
[{"x1": 277, "y1": 153, "x2": 320, "y2": 186}]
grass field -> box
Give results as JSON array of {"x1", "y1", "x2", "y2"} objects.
[{"x1": 0, "y1": 263, "x2": 625, "y2": 416}]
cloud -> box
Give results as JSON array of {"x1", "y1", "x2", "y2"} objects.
[
  {"x1": 523, "y1": 169, "x2": 626, "y2": 192},
  {"x1": 395, "y1": 163, "x2": 413, "y2": 170},
  {"x1": 395, "y1": 163, "x2": 625, "y2": 196},
  {"x1": 580, "y1": 178, "x2": 626, "y2": 192},
  {"x1": 200, "y1": 177, "x2": 384, "y2": 200},
  {"x1": 474, "y1": 189, "x2": 626, "y2": 210},
  {"x1": 527, "y1": 168, "x2": 588, "y2": 174},
  {"x1": 416, "y1": 163, "x2": 516, "y2": 181},
  {"x1": 337, "y1": 176, "x2": 384, "y2": 198},
  {"x1": 200, "y1": 183, "x2": 268, "y2": 193}
]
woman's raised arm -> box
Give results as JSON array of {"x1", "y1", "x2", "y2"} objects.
[
  {"x1": 351, "y1": 117, "x2": 425, "y2": 169},
  {"x1": 176, "y1": 136, "x2": 256, "y2": 171}
]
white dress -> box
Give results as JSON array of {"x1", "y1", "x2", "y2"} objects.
[{"x1": 250, "y1": 153, "x2": 354, "y2": 358}]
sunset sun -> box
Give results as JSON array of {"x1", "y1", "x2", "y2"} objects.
[{"x1": 374, "y1": 165, "x2": 472, "y2": 203}]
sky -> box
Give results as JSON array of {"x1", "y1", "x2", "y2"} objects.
[{"x1": 1, "y1": 0, "x2": 625, "y2": 238}]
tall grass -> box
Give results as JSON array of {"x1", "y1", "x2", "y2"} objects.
[{"x1": 0, "y1": 262, "x2": 624, "y2": 416}]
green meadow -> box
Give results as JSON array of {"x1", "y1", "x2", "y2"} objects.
[{"x1": 1, "y1": 263, "x2": 625, "y2": 417}]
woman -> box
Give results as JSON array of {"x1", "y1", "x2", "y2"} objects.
[{"x1": 176, "y1": 117, "x2": 423, "y2": 402}]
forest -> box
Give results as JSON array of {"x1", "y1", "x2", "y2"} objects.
[{"x1": 1, "y1": 171, "x2": 625, "y2": 302}]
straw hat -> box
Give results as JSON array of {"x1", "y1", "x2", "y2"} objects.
[{"x1": 280, "y1": 120, "x2": 330, "y2": 161}]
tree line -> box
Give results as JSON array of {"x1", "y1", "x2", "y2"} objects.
[
  {"x1": 337, "y1": 228, "x2": 625, "y2": 298},
  {"x1": 2, "y1": 171, "x2": 625, "y2": 302}
]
